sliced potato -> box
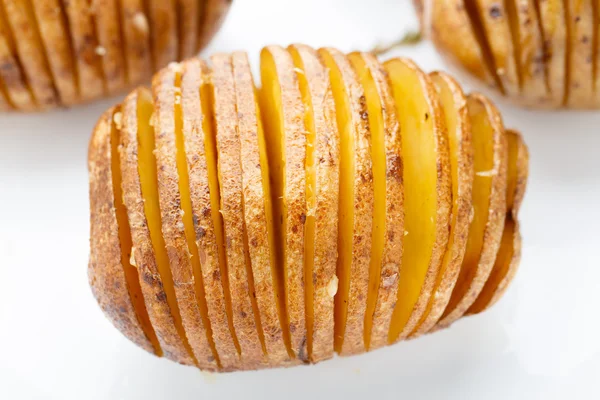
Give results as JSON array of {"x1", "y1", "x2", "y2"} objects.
[
  {"x1": 180, "y1": 58, "x2": 241, "y2": 370},
  {"x1": 119, "y1": 0, "x2": 153, "y2": 87},
  {"x1": 437, "y1": 93, "x2": 508, "y2": 329},
  {"x1": 468, "y1": 129, "x2": 528, "y2": 313},
  {"x1": 231, "y1": 51, "x2": 293, "y2": 366},
  {"x1": 31, "y1": 0, "x2": 78, "y2": 105},
  {"x1": 151, "y1": 66, "x2": 219, "y2": 370},
  {"x1": 2, "y1": 0, "x2": 57, "y2": 108},
  {"x1": 319, "y1": 47, "x2": 373, "y2": 355},
  {"x1": 0, "y1": 24, "x2": 34, "y2": 110},
  {"x1": 506, "y1": 0, "x2": 548, "y2": 105},
  {"x1": 93, "y1": 0, "x2": 127, "y2": 94},
  {"x1": 88, "y1": 108, "x2": 159, "y2": 356},
  {"x1": 288, "y1": 44, "x2": 339, "y2": 363},
  {"x1": 564, "y1": 0, "x2": 595, "y2": 107},
  {"x1": 410, "y1": 71, "x2": 474, "y2": 337},
  {"x1": 347, "y1": 51, "x2": 403, "y2": 351},
  {"x1": 429, "y1": 0, "x2": 497, "y2": 88},
  {"x1": 211, "y1": 53, "x2": 265, "y2": 367},
  {"x1": 119, "y1": 88, "x2": 194, "y2": 365},
  {"x1": 147, "y1": 0, "x2": 177, "y2": 70},
  {"x1": 259, "y1": 46, "x2": 308, "y2": 360},
  {"x1": 63, "y1": 0, "x2": 105, "y2": 101},
  {"x1": 384, "y1": 58, "x2": 452, "y2": 343},
  {"x1": 176, "y1": 0, "x2": 199, "y2": 60},
  {"x1": 537, "y1": 0, "x2": 567, "y2": 107}
]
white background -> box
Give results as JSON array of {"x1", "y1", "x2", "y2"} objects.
[{"x1": 1, "y1": 0, "x2": 599, "y2": 398}]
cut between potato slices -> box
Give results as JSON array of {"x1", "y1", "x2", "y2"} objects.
[
  {"x1": 437, "y1": 93, "x2": 508, "y2": 329},
  {"x1": 347, "y1": 52, "x2": 403, "y2": 351},
  {"x1": 385, "y1": 58, "x2": 452, "y2": 344},
  {"x1": 288, "y1": 44, "x2": 339, "y2": 363},
  {"x1": 89, "y1": 45, "x2": 528, "y2": 371}
]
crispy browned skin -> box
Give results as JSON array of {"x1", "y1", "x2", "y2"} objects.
[
  {"x1": 421, "y1": 0, "x2": 600, "y2": 108},
  {"x1": 319, "y1": 47, "x2": 373, "y2": 356},
  {"x1": 211, "y1": 53, "x2": 266, "y2": 368},
  {"x1": 94, "y1": 0, "x2": 127, "y2": 94},
  {"x1": 119, "y1": 89, "x2": 194, "y2": 365},
  {"x1": 179, "y1": 58, "x2": 242, "y2": 370},
  {"x1": 346, "y1": 51, "x2": 403, "y2": 351},
  {"x1": 151, "y1": 65, "x2": 220, "y2": 370},
  {"x1": 88, "y1": 109, "x2": 157, "y2": 355},
  {"x1": 2, "y1": 0, "x2": 58, "y2": 108},
  {"x1": 436, "y1": 93, "x2": 508, "y2": 329},
  {"x1": 287, "y1": 44, "x2": 339, "y2": 363},
  {"x1": 0, "y1": 0, "x2": 229, "y2": 111},
  {"x1": 231, "y1": 51, "x2": 293, "y2": 367},
  {"x1": 31, "y1": 0, "x2": 78, "y2": 105},
  {"x1": 410, "y1": 71, "x2": 474, "y2": 337},
  {"x1": 468, "y1": 130, "x2": 528, "y2": 313},
  {"x1": 90, "y1": 46, "x2": 527, "y2": 371}
]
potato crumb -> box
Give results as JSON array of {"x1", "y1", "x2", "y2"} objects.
[
  {"x1": 476, "y1": 168, "x2": 498, "y2": 177},
  {"x1": 327, "y1": 275, "x2": 339, "y2": 298},
  {"x1": 95, "y1": 46, "x2": 106, "y2": 56},
  {"x1": 113, "y1": 112, "x2": 123, "y2": 129},
  {"x1": 132, "y1": 12, "x2": 149, "y2": 34},
  {"x1": 129, "y1": 247, "x2": 137, "y2": 266}
]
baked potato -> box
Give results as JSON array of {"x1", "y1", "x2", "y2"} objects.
[
  {"x1": 88, "y1": 45, "x2": 529, "y2": 371},
  {"x1": 414, "y1": 0, "x2": 600, "y2": 109},
  {"x1": 0, "y1": 0, "x2": 230, "y2": 112}
]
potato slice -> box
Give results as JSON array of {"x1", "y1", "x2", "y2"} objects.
[
  {"x1": 176, "y1": 0, "x2": 199, "y2": 60},
  {"x1": 119, "y1": 88, "x2": 194, "y2": 365},
  {"x1": 410, "y1": 71, "x2": 474, "y2": 337},
  {"x1": 536, "y1": 0, "x2": 567, "y2": 107},
  {"x1": 197, "y1": 0, "x2": 231, "y2": 51},
  {"x1": 347, "y1": 52, "x2": 403, "y2": 351},
  {"x1": 146, "y1": 0, "x2": 177, "y2": 70},
  {"x1": 88, "y1": 107, "x2": 159, "y2": 356},
  {"x1": 319, "y1": 48, "x2": 373, "y2": 355},
  {"x1": 93, "y1": 0, "x2": 127, "y2": 94},
  {"x1": 437, "y1": 93, "x2": 508, "y2": 328},
  {"x1": 468, "y1": 130, "x2": 528, "y2": 313},
  {"x1": 118, "y1": 0, "x2": 153, "y2": 87},
  {"x1": 288, "y1": 44, "x2": 339, "y2": 362},
  {"x1": 150, "y1": 66, "x2": 220, "y2": 370},
  {"x1": 231, "y1": 52, "x2": 292, "y2": 366},
  {"x1": 30, "y1": 0, "x2": 78, "y2": 105},
  {"x1": 211, "y1": 53, "x2": 265, "y2": 367},
  {"x1": 471, "y1": 0, "x2": 520, "y2": 96},
  {"x1": 0, "y1": 19, "x2": 34, "y2": 111},
  {"x1": 506, "y1": 0, "x2": 549, "y2": 106},
  {"x1": 63, "y1": 0, "x2": 105, "y2": 101},
  {"x1": 429, "y1": 0, "x2": 497, "y2": 89},
  {"x1": 259, "y1": 46, "x2": 308, "y2": 359},
  {"x1": 384, "y1": 58, "x2": 452, "y2": 343},
  {"x1": 2, "y1": 0, "x2": 58, "y2": 108},
  {"x1": 180, "y1": 58, "x2": 242, "y2": 370},
  {"x1": 564, "y1": 0, "x2": 595, "y2": 107}
]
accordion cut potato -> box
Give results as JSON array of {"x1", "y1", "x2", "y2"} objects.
[
  {"x1": 0, "y1": 0, "x2": 230, "y2": 112},
  {"x1": 88, "y1": 45, "x2": 529, "y2": 372},
  {"x1": 415, "y1": 0, "x2": 600, "y2": 109}
]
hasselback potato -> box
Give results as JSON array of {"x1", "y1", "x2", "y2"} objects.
[
  {"x1": 0, "y1": 0, "x2": 230, "y2": 111},
  {"x1": 88, "y1": 45, "x2": 529, "y2": 372},
  {"x1": 414, "y1": 0, "x2": 600, "y2": 109}
]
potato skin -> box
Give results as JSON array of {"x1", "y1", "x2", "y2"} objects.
[
  {"x1": 89, "y1": 46, "x2": 527, "y2": 372},
  {"x1": 0, "y1": 0, "x2": 230, "y2": 112},
  {"x1": 88, "y1": 108, "x2": 156, "y2": 355},
  {"x1": 419, "y1": 0, "x2": 600, "y2": 109}
]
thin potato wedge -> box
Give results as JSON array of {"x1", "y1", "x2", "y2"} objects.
[
  {"x1": 93, "y1": 0, "x2": 127, "y2": 94},
  {"x1": 564, "y1": 0, "x2": 595, "y2": 107}
]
